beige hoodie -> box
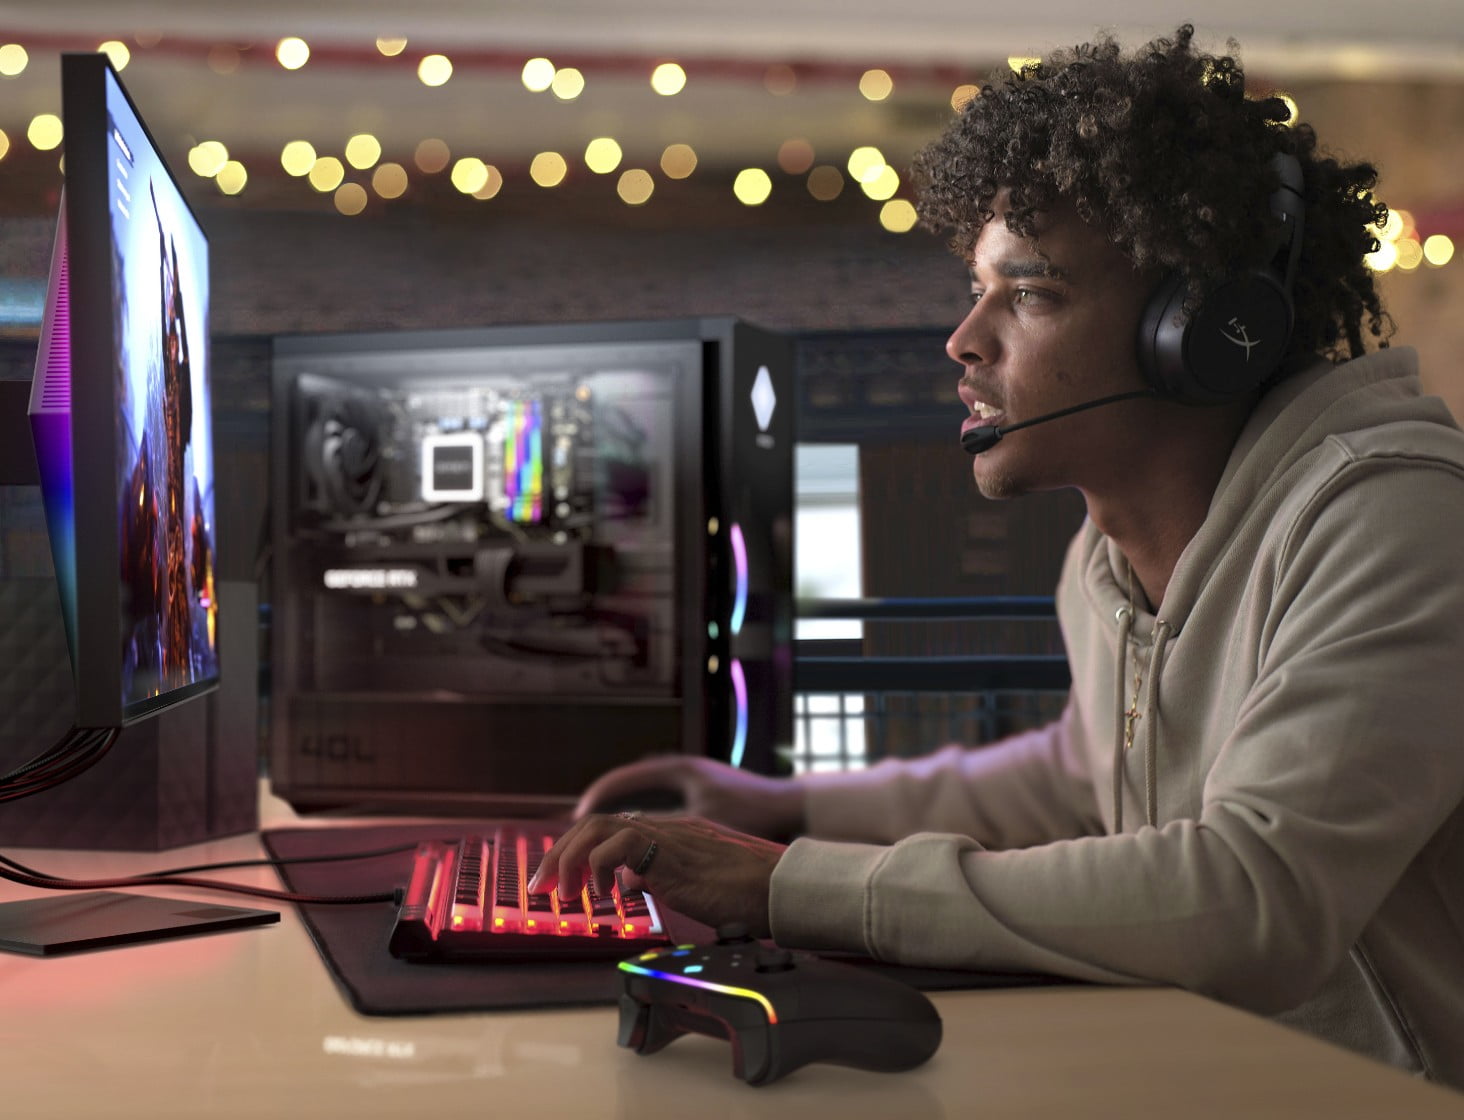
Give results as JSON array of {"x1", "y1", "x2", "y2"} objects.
[{"x1": 770, "y1": 347, "x2": 1464, "y2": 1086}]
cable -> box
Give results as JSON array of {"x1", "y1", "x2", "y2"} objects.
[
  {"x1": 0, "y1": 861, "x2": 395, "y2": 905},
  {"x1": 0, "y1": 840, "x2": 420, "y2": 881},
  {"x1": 0, "y1": 728, "x2": 119, "y2": 802},
  {"x1": 0, "y1": 720, "x2": 412, "y2": 903}
]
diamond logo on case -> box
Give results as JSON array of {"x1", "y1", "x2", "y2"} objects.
[{"x1": 750, "y1": 366, "x2": 776, "y2": 432}]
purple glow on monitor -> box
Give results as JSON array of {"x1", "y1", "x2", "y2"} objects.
[{"x1": 29, "y1": 206, "x2": 79, "y2": 665}]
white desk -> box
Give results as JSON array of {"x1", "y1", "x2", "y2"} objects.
[{"x1": 2, "y1": 793, "x2": 1461, "y2": 1120}]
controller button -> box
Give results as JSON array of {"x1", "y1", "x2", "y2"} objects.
[
  {"x1": 715, "y1": 921, "x2": 755, "y2": 944},
  {"x1": 754, "y1": 948, "x2": 795, "y2": 973}
]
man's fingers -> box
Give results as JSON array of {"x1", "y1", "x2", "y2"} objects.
[{"x1": 586, "y1": 829, "x2": 652, "y2": 896}]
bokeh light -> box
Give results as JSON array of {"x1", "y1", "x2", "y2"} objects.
[
  {"x1": 418, "y1": 54, "x2": 453, "y2": 87},
  {"x1": 530, "y1": 151, "x2": 568, "y2": 187},
  {"x1": 345, "y1": 134, "x2": 382, "y2": 170},
  {"x1": 617, "y1": 169, "x2": 655, "y2": 205},
  {"x1": 309, "y1": 156, "x2": 346, "y2": 192},
  {"x1": 880, "y1": 199, "x2": 919, "y2": 233},
  {"x1": 522, "y1": 57, "x2": 555, "y2": 92},
  {"x1": 733, "y1": 168, "x2": 772, "y2": 206},
  {"x1": 372, "y1": 162, "x2": 409, "y2": 199},
  {"x1": 650, "y1": 63, "x2": 686, "y2": 96},
  {"x1": 334, "y1": 183, "x2": 368, "y2": 216},
  {"x1": 584, "y1": 138, "x2": 623, "y2": 174},
  {"x1": 281, "y1": 140, "x2": 317, "y2": 176},
  {"x1": 276, "y1": 37, "x2": 310, "y2": 70},
  {"x1": 660, "y1": 143, "x2": 697, "y2": 179},
  {"x1": 27, "y1": 114, "x2": 63, "y2": 151},
  {"x1": 859, "y1": 69, "x2": 893, "y2": 101}
]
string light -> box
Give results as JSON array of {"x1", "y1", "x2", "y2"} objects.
[
  {"x1": 530, "y1": 151, "x2": 568, "y2": 187},
  {"x1": 660, "y1": 143, "x2": 697, "y2": 179},
  {"x1": 280, "y1": 140, "x2": 317, "y2": 176},
  {"x1": 807, "y1": 165, "x2": 844, "y2": 201},
  {"x1": 418, "y1": 54, "x2": 453, "y2": 87},
  {"x1": 334, "y1": 182, "x2": 368, "y2": 215},
  {"x1": 450, "y1": 157, "x2": 489, "y2": 194},
  {"x1": 551, "y1": 67, "x2": 584, "y2": 100},
  {"x1": 376, "y1": 37, "x2": 408, "y2": 57},
  {"x1": 345, "y1": 134, "x2": 382, "y2": 170},
  {"x1": 216, "y1": 161, "x2": 248, "y2": 195},
  {"x1": 27, "y1": 113, "x2": 62, "y2": 151},
  {"x1": 859, "y1": 69, "x2": 893, "y2": 101},
  {"x1": 522, "y1": 57, "x2": 555, "y2": 92},
  {"x1": 97, "y1": 41, "x2": 130, "y2": 70},
  {"x1": 776, "y1": 139, "x2": 815, "y2": 175},
  {"x1": 414, "y1": 138, "x2": 451, "y2": 173},
  {"x1": 733, "y1": 168, "x2": 772, "y2": 206},
  {"x1": 650, "y1": 63, "x2": 686, "y2": 96},
  {"x1": 617, "y1": 169, "x2": 654, "y2": 205},
  {"x1": 472, "y1": 165, "x2": 504, "y2": 200},
  {"x1": 880, "y1": 199, "x2": 918, "y2": 233},
  {"x1": 276, "y1": 37, "x2": 310, "y2": 71},
  {"x1": 308, "y1": 156, "x2": 345, "y2": 192},
  {"x1": 1423, "y1": 234, "x2": 1455, "y2": 267},
  {"x1": 187, "y1": 140, "x2": 229, "y2": 178},
  {"x1": 584, "y1": 138, "x2": 623, "y2": 174},
  {"x1": 0, "y1": 44, "x2": 29, "y2": 77},
  {"x1": 372, "y1": 162, "x2": 409, "y2": 199}
]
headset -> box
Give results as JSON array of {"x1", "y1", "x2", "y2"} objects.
[
  {"x1": 962, "y1": 151, "x2": 1307, "y2": 455},
  {"x1": 1136, "y1": 150, "x2": 1306, "y2": 404}
]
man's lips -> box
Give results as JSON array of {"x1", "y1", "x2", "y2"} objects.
[{"x1": 958, "y1": 382, "x2": 1005, "y2": 432}]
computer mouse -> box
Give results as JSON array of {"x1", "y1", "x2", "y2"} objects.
[{"x1": 593, "y1": 786, "x2": 687, "y2": 815}]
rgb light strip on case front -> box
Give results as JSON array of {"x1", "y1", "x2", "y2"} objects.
[
  {"x1": 729, "y1": 522, "x2": 748, "y2": 635},
  {"x1": 729, "y1": 658, "x2": 748, "y2": 769}
]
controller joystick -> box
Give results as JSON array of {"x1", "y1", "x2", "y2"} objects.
[{"x1": 616, "y1": 941, "x2": 941, "y2": 1086}]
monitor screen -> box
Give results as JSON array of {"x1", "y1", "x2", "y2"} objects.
[{"x1": 29, "y1": 54, "x2": 219, "y2": 726}]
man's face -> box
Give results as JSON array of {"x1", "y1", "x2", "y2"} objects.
[{"x1": 948, "y1": 193, "x2": 1154, "y2": 499}]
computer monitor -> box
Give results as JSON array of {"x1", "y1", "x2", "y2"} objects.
[
  {"x1": 0, "y1": 54, "x2": 247, "y2": 851},
  {"x1": 29, "y1": 52, "x2": 219, "y2": 726},
  {"x1": 269, "y1": 318, "x2": 793, "y2": 814}
]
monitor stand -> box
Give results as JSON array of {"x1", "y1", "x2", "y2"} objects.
[{"x1": 0, "y1": 891, "x2": 278, "y2": 956}]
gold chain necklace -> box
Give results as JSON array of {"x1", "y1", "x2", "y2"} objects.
[{"x1": 1122, "y1": 563, "x2": 1143, "y2": 754}]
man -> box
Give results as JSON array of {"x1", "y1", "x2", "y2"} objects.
[{"x1": 530, "y1": 26, "x2": 1464, "y2": 1086}]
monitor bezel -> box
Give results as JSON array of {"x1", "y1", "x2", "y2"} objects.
[{"x1": 61, "y1": 52, "x2": 218, "y2": 726}]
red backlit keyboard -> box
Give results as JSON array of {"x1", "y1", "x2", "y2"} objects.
[{"x1": 388, "y1": 827, "x2": 671, "y2": 961}]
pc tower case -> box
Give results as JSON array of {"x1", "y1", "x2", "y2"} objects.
[{"x1": 268, "y1": 318, "x2": 792, "y2": 815}]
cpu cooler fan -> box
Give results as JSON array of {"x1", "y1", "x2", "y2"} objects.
[{"x1": 300, "y1": 384, "x2": 385, "y2": 516}]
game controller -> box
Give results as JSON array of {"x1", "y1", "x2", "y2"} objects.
[{"x1": 616, "y1": 923, "x2": 942, "y2": 1086}]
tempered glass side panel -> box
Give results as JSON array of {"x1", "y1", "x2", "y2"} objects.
[{"x1": 274, "y1": 341, "x2": 695, "y2": 704}]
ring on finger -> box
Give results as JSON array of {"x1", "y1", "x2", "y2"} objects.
[{"x1": 632, "y1": 840, "x2": 659, "y2": 876}]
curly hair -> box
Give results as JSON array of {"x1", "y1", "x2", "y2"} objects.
[{"x1": 911, "y1": 24, "x2": 1391, "y2": 364}]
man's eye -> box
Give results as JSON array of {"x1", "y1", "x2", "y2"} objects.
[{"x1": 968, "y1": 289, "x2": 984, "y2": 305}]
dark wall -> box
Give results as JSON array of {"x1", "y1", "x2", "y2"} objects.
[{"x1": 0, "y1": 204, "x2": 1079, "y2": 637}]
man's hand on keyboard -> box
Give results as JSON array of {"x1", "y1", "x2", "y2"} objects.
[
  {"x1": 528, "y1": 813, "x2": 785, "y2": 938},
  {"x1": 574, "y1": 755, "x2": 807, "y2": 842}
]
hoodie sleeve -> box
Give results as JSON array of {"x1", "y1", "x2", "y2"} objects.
[
  {"x1": 770, "y1": 459, "x2": 1464, "y2": 1014},
  {"x1": 796, "y1": 697, "x2": 1105, "y2": 848}
]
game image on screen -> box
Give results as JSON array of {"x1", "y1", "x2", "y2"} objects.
[{"x1": 106, "y1": 69, "x2": 219, "y2": 707}]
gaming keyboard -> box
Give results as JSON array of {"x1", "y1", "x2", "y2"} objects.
[{"x1": 388, "y1": 827, "x2": 672, "y2": 961}]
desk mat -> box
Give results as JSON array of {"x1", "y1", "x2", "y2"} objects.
[{"x1": 263, "y1": 822, "x2": 1069, "y2": 1017}]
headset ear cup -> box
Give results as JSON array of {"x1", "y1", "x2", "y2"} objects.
[
  {"x1": 1183, "y1": 271, "x2": 1294, "y2": 402},
  {"x1": 1137, "y1": 273, "x2": 1190, "y2": 399},
  {"x1": 1137, "y1": 271, "x2": 1294, "y2": 405}
]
